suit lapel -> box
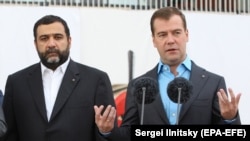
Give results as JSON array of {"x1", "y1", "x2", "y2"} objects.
[
  {"x1": 50, "y1": 60, "x2": 80, "y2": 121},
  {"x1": 179, "y1": 62, "x2": 208, "y2": 121},
  {"x1": 153, "y1": 94, "x2": 170, "y2": 123},
  {"x1": 146, "y1": 66, "x2": 170, "y2": 124},
  {"x1": 28, "y1": 64, "x2": 48, "y2": 121}
]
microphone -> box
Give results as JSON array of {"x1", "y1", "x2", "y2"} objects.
[
  {"x1": 133, "y1": 77, "x2": 158, "y2": 125},
  {"x1": 167, "y1": 77, "x2": 193, "y2": 125}
]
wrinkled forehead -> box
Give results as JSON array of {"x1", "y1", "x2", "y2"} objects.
[{"x1": 36, "y1": 22, "x2": 66, "y2": 37}]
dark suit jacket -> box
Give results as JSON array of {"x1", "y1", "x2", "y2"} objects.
[
  {"x1": 1, "y1": 60, "x2": 116, "y2": 141},
  {"x1": 107, "y1": 61, "x2": 241, "y2": 141}
]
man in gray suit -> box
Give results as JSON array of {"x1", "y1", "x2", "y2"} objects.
[
  {"x1": 1, "y1": 15, "x2": 116, "y2": 141},
  {"x1": 94, "y1": 6, "x2": 242, "y2": 141},
  {"x1": 0, "y1": 90, "x2": 3, "y2": 106},
  {"x1": 0, "y1": 90, "x2": 6, "y2": 137}
]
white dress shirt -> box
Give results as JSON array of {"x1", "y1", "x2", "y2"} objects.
[{"x1": 41, "y1": 58, "x2": 70, "y2": 121}]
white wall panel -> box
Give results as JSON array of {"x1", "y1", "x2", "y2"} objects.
[{"x1": 0, "y1": 6, "x2": 249, "y2": 124}]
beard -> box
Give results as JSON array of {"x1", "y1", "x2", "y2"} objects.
[{"x1": 38, "y1": 47, "x2": 70, "y2": 70}]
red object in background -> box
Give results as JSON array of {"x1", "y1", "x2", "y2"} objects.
[{"x1": 115, "y1": 90, "x2": 126, "y2": 127}]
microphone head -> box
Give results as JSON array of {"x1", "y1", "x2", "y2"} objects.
[
  {"x1": 167, "y1": 77, "x2": 192, "y2": 103},
  {"x1": 133, "y1": 77, "x2": 158, "y2": 104}
]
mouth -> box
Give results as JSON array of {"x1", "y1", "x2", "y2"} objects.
[
  {"x1": 45, "y1": 52, "x2": 59, "y2": 60},
  {"x1": 47, "y1": 52, "x2": 58, "y2": 56},
  {"x1": 166, "y1": 48, "x2": 177, "y2": 53}
]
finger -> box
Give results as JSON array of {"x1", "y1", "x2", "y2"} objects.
[
  {"x1": 228, "y1": 88, "x2": 242, "y2": 105},
  {"x1": 94, "y1": 105, "x2": 104, "y2": 120},
  {"x1": 235, "y1": 93, "x2": 242, "y2": 105},
  {"x1": 107, "y1": 107, "x2": 116, "y2": 123},
  {"x1": 217, "y1": 91, "x2": 226, "y2": 109},
  {"x1": 102, "y1": 105, "x2": 112, "y2": 121},
  {"x1": 217, "y1": 91, "x2": 222, "y2": 101},
  {"x1": 219, "y1": 89, "x2": 229, "y2": 103},
  {"x1": 228, "y1": 88, "x2": 235, "y2": 103}
]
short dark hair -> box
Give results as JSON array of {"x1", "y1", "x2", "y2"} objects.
[
  {"x1": 33, "y1": 15, "x2": 70, "y2": 41},
  {"x1": 150, "y1": 7, "x2": 187, "y2": 35}
]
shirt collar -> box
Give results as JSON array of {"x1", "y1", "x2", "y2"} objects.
[
  {"x1": 157, "y1": 55, "x2": 192, "y2": 74},
  {"x1": 41, "y1": 57, "x2": 70, "y2": 74}
]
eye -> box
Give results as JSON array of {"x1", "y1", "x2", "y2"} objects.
[
  {"x1": 39, "y1": 36, "x2": 48, "y2": 41},
  {"x1": 157, "y1": 33, "x2": 167, "y2": 39},
  {"x1": 54, "y1": 35, "x2": 63, "y2": 40},
  {"x1": 174, "y1": 31, "x2": 181, "y2": 35}
]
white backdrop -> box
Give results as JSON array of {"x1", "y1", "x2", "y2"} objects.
[{"x1": 0, "y1": 6, "x2": 249, "y2": 124}]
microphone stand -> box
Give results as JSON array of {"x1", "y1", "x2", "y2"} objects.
[
  {"x1": 176, "y1": 88, "x2": 181, "y2": 125},
  {"x1": 140, "y1": 87, "x2": 146, "y2": 125}
]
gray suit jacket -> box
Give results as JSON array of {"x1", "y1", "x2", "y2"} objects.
[
  {"x1": 0, "y1": 90, "x2": 7, "y2": 137},
  {"x1": 1, "y1": 60, "x2": 115, "y2": 141},
  {"x1": 107, "y1": 61, "x2": 241, "y2": 141}
]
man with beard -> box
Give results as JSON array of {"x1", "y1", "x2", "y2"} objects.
[{"x1": 0, "y1": 15, "x2": 116, "y2": 141}]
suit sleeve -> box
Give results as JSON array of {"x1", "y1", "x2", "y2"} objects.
[{"x1": 0, "y1": 106, "x2": 7, "y2": 137}]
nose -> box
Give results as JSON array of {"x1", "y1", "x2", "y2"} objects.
[
  {"x1": 166, "y1": 34, "x2": 175, "y2": 44},
  {"x1": 47, "y1": 38, "x2": 56, "y2": 47}
]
